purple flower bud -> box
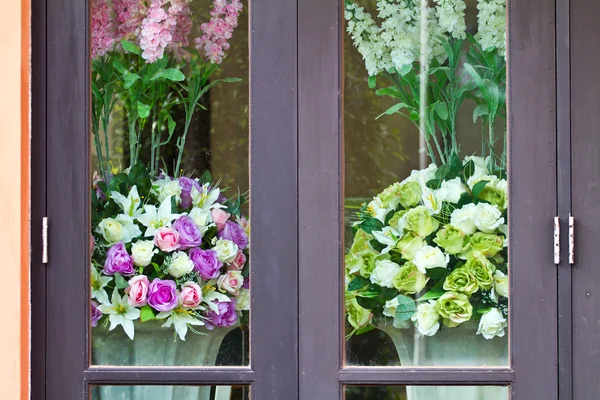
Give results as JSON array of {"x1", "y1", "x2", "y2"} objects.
[
  {"x1": 91, "y1": 301, "x2": 102, "y2": 327},
  {"x1": 178, "y1": 177, "x2": 201, "y2": 209},
  {"x1": 103, "y1": 242, "x2": 135, "y2": 276},
  {"x1": 147, "y1": 279, "x2": 179, "y2": 312},
  {"x1": 189, "y1": 248, "x2": 222, "y2": 280},
  {"x1": 173, "y1": 215, "x2": 203, "y2": 250},
  {"x1": 205, "y1": 299, "x2": 238, "y2": 330},
  {"x1": 218, "y1": 221, "x2": 248, "y2": 250}
]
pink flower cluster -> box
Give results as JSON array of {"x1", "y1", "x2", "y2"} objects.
[
  {"x1": 194, "y1": 0, "x2": 243, "y2": 64},
  {"x1": 91, "y1": 0, "x2": 116, "y2": 58},
  {"x1": 113, "y1": 0, "x2": 147, "y2": 42},
  {"x1": 139, "y1": 0, "x2": 174, "y2": 63}
]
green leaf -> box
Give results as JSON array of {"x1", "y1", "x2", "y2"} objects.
[
  {"x1": 360, "y1": 217, "x2": 384, "y2": 234},
  {"x1": 368, "y1": 75, "x2": 377, "y2": 89},
  {"x1": 137, "y1": 101, "x2": 151, "y2": 119},
  {"x1": 348, "y1": 276, "x2": 371, "y2": 291},
  {"x1": 109, "y1": 173, "x2": 130, "y2": 195},
  {"x1": 376, "y1": 102, "x2": 411, "y2": 119},
  {"x1": 123, "y1": 72, "x2": 141, "y2": 89},
  {"x1": 121, "y1": 40, "x2": 142, "y2": 55},
  {"x1": 167, "y1": 113, "x2": 176, "y2": 135},
  {"x1": 418, "y1": 289, "x2": 444, "y2": 302},
  {"x1": 434, "y1": 164, "x2": 451, "y2": 181},
  {"x1": 356, "y1": 296, "x2": 379, "y2": 310},
  {"x1": 91, "y1": 81, "x2": 103, "y2": 102},
  {"x1": 426, "y1": 267, "x2": 449, "y2": 280},
  {"x1": 140, "y1": 305, "x2": 156, "y2": 322},
  {"x1": 434, "y1": 102, "x2": 449, "y2": 120},
  {"x1": 112, "y1": 60, "x2": 127, "y2": 74},
  {"x1": 426, "y1": 179, "x2": 441, "y2": 189},
  {"x1": 355, "y1": 325, "x2": 375, "y2": 336},
  {"x1": 395, "y1": 294, "x2": 417, "y2": 321},
  {"x1": 114, "y1": 273, "x2": 128, "y2": 290},
  {"x1": 150, "y1": 68, "x2": 185, "y2": 82},
  {"x1": 463, "y1": 159, "x2": 475, "y2": 180},
  {"x1": 375, "y1": 86, "x2": 402, "y2": 99},
  {"x1": 473, "y1": 104, "x2": 489, "y2": 123},
  {"x1": 128, "y1": 161, "x2": 151, "y2": 197},
  {"x1": 472, "y1": 180, "x2": 490, "y2": 198},
  {"x1": 199, "y1": 170, "x2": 213, "y2": 184},
  {"x1": 399, "y1": 64, "x2": 413, "y2": 76},
  {"x1": 409, "y1": 110, "x2": 420, "y2": 121}
]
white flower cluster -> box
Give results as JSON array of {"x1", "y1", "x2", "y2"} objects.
[
  {"x1": 435, "y1": 0, "x2": 467, "y2": 40},
  {"x1": 475, "y1": 0, "x2": 507, "y2": 56}
]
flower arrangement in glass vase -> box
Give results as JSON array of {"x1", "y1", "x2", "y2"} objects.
[
  {"x1": 90, "y1": 0, "x2": 249, "y2": 343},
  {"x1": 344, "y1": 0, "x2": 509, "y2": 345}
]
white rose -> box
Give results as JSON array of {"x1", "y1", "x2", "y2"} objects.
[
  {"x1": 188, "y1": 207, "x2": 213, "y2": 235},
  {"x1": 236, "y1": 288, "x2": 250, "y2": 311},
  {"x1": 413, "y1": 246, "x2": 449, "y2": 274},
  {"x1": 96, "y1": 214, "x2": 141, "y2": 243},
  {"x1": 411, "y1": 300, "x2": 440, "y2": 336},
  {"x1": 463, "y1": 156, "x2": 489, "y2": 183},
  {"x1": 493, "y1": 270, "x2": 509, "y2": 298},
  {"x1": 474, "y1": 203, "x2": 504, "y2": 233},
  {"x1": 370, "y1": 260, "x2": 401, "y2": 288},
  {"x1": 382, "y1": 298, "x2": 411, "y2": 329},
  {"x1": 131, "y1": 240, "x2": 157, "y2": 267},
  {"x1": 157, "y1": 180, "x2": 182, "y2": 203},
  {"x1": 476, "y1": 308, "x2": 507, "y2": 339},
  {"x1": 440, "y1": 177, "x2": 467, "y2": 204},
  {"x1": 402, "y1": 163, "x2": 437, "y2": 188},
  {"x1": 214, "y1": 239, "x2": 239, "y2": 263},
  {"x1": 450, "y1": 203, "x2": 477, "y2": 235},
  {"x1": 168, "y1": 251, "x2": 195, "y2": 278}
]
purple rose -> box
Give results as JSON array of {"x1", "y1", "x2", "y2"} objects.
[
  {"x1": 242, "y1": 275, "x2": 250, "y2": 290},
  {"x1": 205, "y1": 299, "x2": 238, "y2": 330},
  {"x1": 189, "y1": 248, "x2": 222, "y2": 280},
  {"x1": 178, "y1": 177, "x2": 201, "y2": 209},
  {"x1": 103, "y1": 242, "x2": 135, "y2": 276},
  {"x1": 218, "y1": 221, "x2": 249, "y2": 250},
  {"x1": 91, "y1": 301, "x2": 102, "y2": 327},
  {"x1": 147, "y1": 279, "x2": 179, "y2": 312},
  {"x1": 173, "y1": 216, "x2": 203, "y2": 250}
]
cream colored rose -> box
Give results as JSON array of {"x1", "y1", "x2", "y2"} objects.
[
  {"x1": 168, "y1": 251, "x2": 195, "y2": 278},
  {"x1": 96, "y1": 214, "x2": 141, "y2": 244},
  {"x1": 157, "y1": 180, "x2": 182, "y2": 203},
  {"x1": 451, "y1": 203, "x2": 478, "y2": 235},
  {"x1": 476, "y1": 308, "x2": 507, "y2": 339},
  {"x1": 236, "y1": 288, "x2": 250, "y2": 311},
  {"x1": 411, "y1": 300, "x2": 440, "y2": 336},
  {"x1": 493, "y1": 270, "x2": 509, "y2": 298},
  {"x1": 473, "y1": 203, "x2": 504, "y2": 233},
  {"x1": 413, "y1": 246, "x2": 449, "y2": 274},
  {"x1": 369, "y1": 259, "x2": 401, "y2": 288},
  {"x1": 131, "y1": 240, "x2": 157, "y2": 267},
  {"x1": 214, "y1": 239, "x2": 239, "y2": 263}
]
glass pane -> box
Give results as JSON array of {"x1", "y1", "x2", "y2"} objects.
[
  {"x1": 346, "y1": 385, "x2": 508, "y2": 400},
  {"x1": 344, "y1": 0, "x2": 508, "y2": 367},
  {"x1": 90, "y1": 0, "x2": 250, "y2": 366},
  {"x1": 91, "y1": 385, "x2": 249, "y2": 400}
]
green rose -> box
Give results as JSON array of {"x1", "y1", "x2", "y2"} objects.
[
  {"x1": 443, "y1": 266, "x2": 479, "y2": 295},
  {"x1": 404, "y1": 206, "x2": 439, "y2": 238},
  {"x1": 435, "y1": 291, "x2": 473, "y2": 327},
  {"x1": 398, "y1": 181, "x2": 422, "y2": 208},
  {"x1": 349, "y1": 229, "x2": 374, "y2": 255},
  {"x1": 345, "y1": 250, "x2": 383, "y2": 278},
  {"x1": 433, "y1": 225, "x2": 467, "y2": 254},
  {"x1": 479, "y1": 182, "x2": 508, "y2": 211},
  {"x1": 396, "y1": 234, "x2": 425, "y2": 260},
  {"x1": 392, "y1": 262, "x2": 429, "y2": 294},
  {"x1": 465, "y1": 252, "x2": 496, "y2": 290},
  {"x1": 346, "y1": 297, "x2": 372, "y2": 330},
  {"x1": 378, "y1": 182, "x2": 403, "y2": 209},
  {"x1": 462, "y1": 232, "x2": 504, "y2": 258},
  {"x1": 388, "y1": 210, "x2": 407, "y2": 231}
]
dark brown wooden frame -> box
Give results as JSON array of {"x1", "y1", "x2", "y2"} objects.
[
  {"x1": 33, "y1": 0, "x2": 565, "y2": 398},
  {"x1": 33, "y1": 0, "x2": 298, "y2": 398},
  {"x1": 298, "y1": 0, "x2": 558, "y2": 398}
]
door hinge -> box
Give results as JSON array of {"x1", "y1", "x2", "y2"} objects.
[
  {"x1": 554, "y1": 216, "x2": 560, "y2": 264},
  {"x1": 42, "y1": 217, "x2": 48, "y2": 264},
  {"x1": 569, "y1": 214, "x2": 575, "y2": 265}
]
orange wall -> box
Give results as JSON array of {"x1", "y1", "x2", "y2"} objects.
[{"x1": 0, "y1": 0, "x2": 29, "y2": 398}]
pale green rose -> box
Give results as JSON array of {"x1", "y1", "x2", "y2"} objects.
[
  {"x1": 96, "y1": 214, "x2": 141, "y2": 244},
  {"x1": 168, "y1": 251, "x2": 195, "y2": 278},
  {"x1": 435, "y1": 291, "x2": 473, "y2": 328},
  {"x1": 378, "y1": 182, "x2": 403, "y2": 209},
  {"x1": 345, "y1": 249, "x2": 382, "y2": 278},
  {"x1": 157, "y1": 180, "x2": 182, "y2": 203},
  {"x1": 236, "y1": 288, "x2": 250, "y2": 311},
  {"x1": 392, "y1": 263, "x2": 429, "y2": 294},
  {"x1": 388, "y1": 210, "x2": 407, "y2": 232},
  {"x1": 349, "y1": 229, "x2": 374, "y2": 255},
  {"x1": 434, "y1": 225, "x2": 467, "y2": 254},
  {"x1": 411, "y1": 300, "x2": 440, "y2": 336},
  {"x1": 404, "y1": 206, "x2": 439, "y2": 238},
  {"x1": 398, "y1": 181, "x2": 422, "y2": 208},
  {"x1": 413, "y1": 245, "x2": 449, "y2": 274},
  {"x1": 473, "y1": 203, "x2": 504, "y2": 233},
  {"x1": 476, "y1": 308, "x2": 507, "y2": 339},
  {"x1": 131, "y1": 240, "x2": 158, "y2": 267},
  {"x1": 213, "y1": 239, "x2": 239, "y2": 263},
  {"x1": 346, "y1": 297, "x2": 372, "y2": 329},
  {"x1": 450, "y1": 203, "x2": 477, "y2": 235},
  {"x1": 396, "y1": 234, "x2": 425, "y2": 260},
  {"x1": 465, "y1": 252, "x2": 496, "y2": 290},
  {"x1": 443, "y1": 267, "x2": 479, "y2": 295},
  {"x1": 493, "y1": 270, "x2": 509, "y2": 298},
  {"x1": 462, "y1": 232, "x2": 504, "y2": 259},
  {"x1": 479, "y1": 180, "x2": 508, "y2": 211},
  {"x1": 370, "y1": 259, "x2": 401, "y2": 288}
]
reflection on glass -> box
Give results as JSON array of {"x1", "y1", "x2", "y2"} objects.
[
  {"x1": 90, "y1": 0, "x2": 250, "y2": 367},
  {"x1": 346, "y1": 385, "x2": 508, "y2": 400},
  {"x1": 91, "y1": 385, "x2": 249, "y2": 400},
  {"x1": 343, "y1": 0, "x2": 508, "y2": 369}
]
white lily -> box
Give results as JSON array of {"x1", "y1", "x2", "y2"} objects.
[
  {"x1": 372, "y1": 226, "x2": 400, "y2": 254},
  {"x1": 97, "y1": 290, "x2": 141, "y2": 340},
  {"x1": 191, "y1": 183, "x2": 220, "y2": 211},
  {"x1": 91, "y1": 266, "x2": 112, "y2": 305},
  {"x1": 136, "y1": 196, "x2": 181, "y2": 237},
  {"x1": 157, "y1": 308, "x2": 205, "y2": 341},
  {"x1": 203, "y1": 290, "x2": 231, "y2": 313},
  {"x1": 111, "y1": 185, "x2": 143, "y2": 217}
]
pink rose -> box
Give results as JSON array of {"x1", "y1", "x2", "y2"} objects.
[
  {"x1": 217, "y1": 271, "x2": 244, "y2": 295},
  {"x1": 154, "y1": 227, "x2": 180, "y2": 252},
  {"x1": 228, "y1": 250, "x2": 246, "y2": 271},
  {"x1": 125, "y1": 275, "x2": 150, "y2": 307},
  {"x1": 211, "y1": 208, "x2": 231, "y2": 231},
  {"x1": 180, "y1": 282, "x2": 202, "y2": 308}
]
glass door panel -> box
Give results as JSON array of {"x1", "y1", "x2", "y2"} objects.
[
  {"x1": 345, "y1": 385, "x2": 508, "y2": 400},
  {"x1": 343, "y1": 0, "x2": 508, "y2": 367},
  {"x1": 89, "y1": 0, "x2": 250, "y2": 367}
]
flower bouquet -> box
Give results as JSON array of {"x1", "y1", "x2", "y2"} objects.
[{"x1": 344, "y1": 1, "x2": 509, "y2": 394}]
